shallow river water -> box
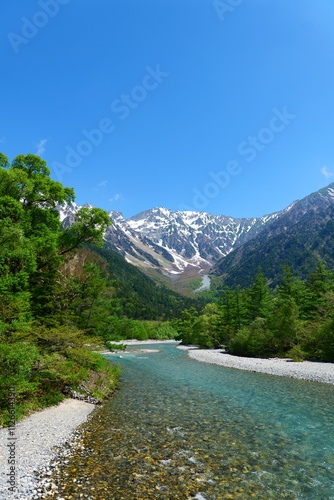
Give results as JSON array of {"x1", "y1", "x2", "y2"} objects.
[{"x1": 42, "y1": 342, "x2": 334, "y2": 499}]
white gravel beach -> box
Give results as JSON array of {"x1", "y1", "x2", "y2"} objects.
[
  {"x1": 0, "y1": 398, "x2": 96, "y2": 500},
  {"x1": 182, "y1": 347, "x2": 334, "y2": 385}
]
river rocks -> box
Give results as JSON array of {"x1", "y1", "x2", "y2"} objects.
[
  {"x1": 185, "y1": 348, "x2": 334, "y2": 385},
  {"x1": 62, "y1": 386, "x2": 100, "y2": 404},
  {"x1": 2, "y1": 343, "x2": 334, "y2": 499},
  {"x1": 0, "y1": 399, "x2": 95, "y2": 499}
]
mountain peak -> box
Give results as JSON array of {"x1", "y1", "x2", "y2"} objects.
[
  {"x1": 317, "y1": 182, "x2": 334, "y2": 198},
  {"x1": 213, "y1": 181, "x2": 334, "y2": 288},
  {"x1": 57, "y1": 181, "x2": 334, "y2": 288}
]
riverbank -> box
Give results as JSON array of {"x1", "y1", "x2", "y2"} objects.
[
  {"x1": 114, "y1": 339, "x2": 178, "y2": 345},
  {"x1": 182, "y1": 347, "x2": 334, "y2": 385},
  {"x1": 96, "y1": 339, "x2": 178, "y2": 355},
  {"x1": 19, "y1": 340, "x2": 334, "y2": 499},
  {"x1": 0, "y1": 341, "x2": 174, "y2": 499},
  {"x1": 0, "y1": 398, "x2": 96, "y2": 499}
]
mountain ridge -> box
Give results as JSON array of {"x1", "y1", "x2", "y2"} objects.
[
  {"x1": 212, "y1": 182, "x2": 334, "y2": 288},
  {"x1": 57, "y1": 182, "x2": 334, "y2": 291},
  {"x1": 58, "y1": 203, "x2": 285, "y2": 280}
]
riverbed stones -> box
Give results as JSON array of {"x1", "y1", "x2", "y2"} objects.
[{"x1": 185, "y1": 348, "x2": 334, "y2": 385}]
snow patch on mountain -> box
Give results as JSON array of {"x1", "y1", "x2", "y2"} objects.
[{"x1": 57, "y1": 203, "x2": 285, "y2": 279}]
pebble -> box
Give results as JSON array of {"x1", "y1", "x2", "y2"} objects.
[
  {"x1": 184, "y1": 348, "x2": 334, "y2": 385},
  {"x1": 0, "y1": 398, "x2": 95, "y2": 499}
]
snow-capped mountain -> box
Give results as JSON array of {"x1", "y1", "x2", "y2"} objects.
[
  {"x1": 212, "y1": 182, "x2": 334, "y2": 288},
  {"x1": 126, "y1": 207, "x2": 283, "y2": 272},
  {"x1": 58, "y1": 202, "x2": 93, "y2": 225},
  {"x1": 57, "y1": 183, "x2": 334, "y2": 289},
  {"x1": 58, "y1": 203, "x2": 287, "y2": 278}
]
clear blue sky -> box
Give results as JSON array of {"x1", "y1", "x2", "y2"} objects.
[{"x1": 2, "y1": 0, "x2": 334, "y2": 219}]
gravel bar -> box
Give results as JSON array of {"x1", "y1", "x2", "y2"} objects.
[
  {"x1": 0, "y1": 398, "x2": 96, "y2": 499},
  {"x1": 183, "y1": 347, "x2": 334, "y2": 385},
  {"x1": 112, "y1": 339, "x2": 178, "y2": 345}
]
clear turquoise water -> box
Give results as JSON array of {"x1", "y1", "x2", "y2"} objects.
[
  {"x1": 45, "y1": 343, "x2": 334, "y2": 499},
  {"x1": 104, "y1": 343, "x2": 334, "y2": 499}
]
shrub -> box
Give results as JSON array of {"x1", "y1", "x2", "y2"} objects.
[
  {"x1": 227, "y1": 318, "x2": 276, "y2": 357},
  {"x1": 286, "y1": 345, "x2": 307, "y2": 361},
  {"x1": 29, "y1": 325, "x2": 90, "y2": 353},
  {"x1": 0, "y1": 343, "x2": 40, "y2": 396},
  {"x1": 150, "y1": 323, "x2": 177, "y2": 339},
  {"x1": 0, "y1": 343, "x2": 41, "y2": 426},
  {"x1": 314, "y1": 318, "x2": 334, "y2": 362},
  {"x1": 105, "y1": 342, "x2": 126, "y2": 351}
]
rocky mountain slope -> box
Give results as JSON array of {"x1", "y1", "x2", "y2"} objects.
[
  {"x1": 58, "y1": 204, "x2": 285, "y2": 281},
  {"x1": 212, "y1": 183, "x2": 334, "y2": 288},
  {"x1": 58, "y1": 182, "x2": 334, "y2": 290}
]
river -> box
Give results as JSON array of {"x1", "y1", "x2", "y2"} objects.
[
  {"x1": 194, "y1": 274, "x2": 211, "y2": 293},
  {"x1": 42, "y1": 342, "x2": 334, "y2": 499}
]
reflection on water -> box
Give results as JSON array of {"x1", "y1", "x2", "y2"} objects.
[{"x1": 41, "y1": 343, "x2": 334, "y2": 499}]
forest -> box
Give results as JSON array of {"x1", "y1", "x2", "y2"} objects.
[
  {"x1": 173, "y1": 264, "x2": 334, "y2": 362},
  {"x1": 0, "y1": 153, "x2": 193, "y2": 425}
]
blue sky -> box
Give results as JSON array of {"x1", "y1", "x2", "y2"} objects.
[{"x1": 2, "y1": 0, "x2": 334, "y2": 219}]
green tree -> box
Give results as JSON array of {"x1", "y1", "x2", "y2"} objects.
[
  {"x1": 269, "y1": 296, "x2": 301, "y2": 353},
  {"x1": 246, "y1": 268, "x2": 272, "y2": 321},
  {"x1": 227, "y1": 317, "x2": 276, "y2": 358},
  {"x1": 194, "y1": 303, "x2": 221, "y2": 347},
  {"x1": 314, "y1": 317, "x2": 334, "y2": 362},
  {"x1": 218, "y1": 286, "x2": 248, "y2": 340},
  {"x1": 301, "y1": 262, "x2": 334, "y2": 320},
  {"x1": 173, "y1": 307, "x2": 199, "y2": 344},
  {"x1": 277, "y1": 265, "x2": 305, "y2": 302},
  {"x1": 0, "y1": 153, "x2": 111, "y2": 331}
]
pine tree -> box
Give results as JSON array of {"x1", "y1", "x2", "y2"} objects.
[
  {"x1": 269, "y1": 296, "x2": 300, "y2": 353},
  {"x1": 246, "y1": 268, "x2": 272, "y2": 321},
  {"x1": 301, "y1": 261, "x2": 334, "y2": 320}
]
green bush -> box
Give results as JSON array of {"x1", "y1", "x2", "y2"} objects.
[
  {"x1": 105, "y1": 342, "x2": 126, "y2": 351},
  {"x1": 150, "y1": 323, "x2": 177, "y2": 339},
  {"x1": 29, "y1": 325, "x2": 90, "y2": 352},
  {"x1": 0, "y1": 343, "x2": 40, "y2": 396},
  {"x1": 0, "y1": 343, "x2": 42, "y2": 426},
  {"x1": 227, "y1": 318, "x2": 276, "y2": 357},
  {"x1": 226, "y1": 329, "x2": 252, "y2": 356},
  {"x1": 314, "y1": 318, "x2": 334, "y2": 362},
  {"x1": 47, "y1": 355, "x2": 89, "y2": 388},
  {"x1": 128, "y1": 321, "x2": 149, "y2": 340},
  {"x1": 64, "y1": 347, "x2": 107, "y2": 370},
  {"x1": 286, "y1": 345, "x2": 307, "y2": 361},
  {"x1": 0, "y1": 344, "x2": 121, "y2": 427}
]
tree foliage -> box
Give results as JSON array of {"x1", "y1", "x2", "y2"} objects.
[
  {"x1": 0, "y1": 153, "x2": 193, "y2": 424},
  {"x1": 0, "y1": 154, "x2": 119, "y2": 424},
  {"x1": 173, "y1": 265, "x2": 334, "y2": 362}
]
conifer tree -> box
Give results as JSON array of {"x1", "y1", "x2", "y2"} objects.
[
  {"x1": 246, "y1": 268, "x2": 272, "y2": 321},
  {"x1": 269, "y1": 296, "x2": 300, "y2": 353}
]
